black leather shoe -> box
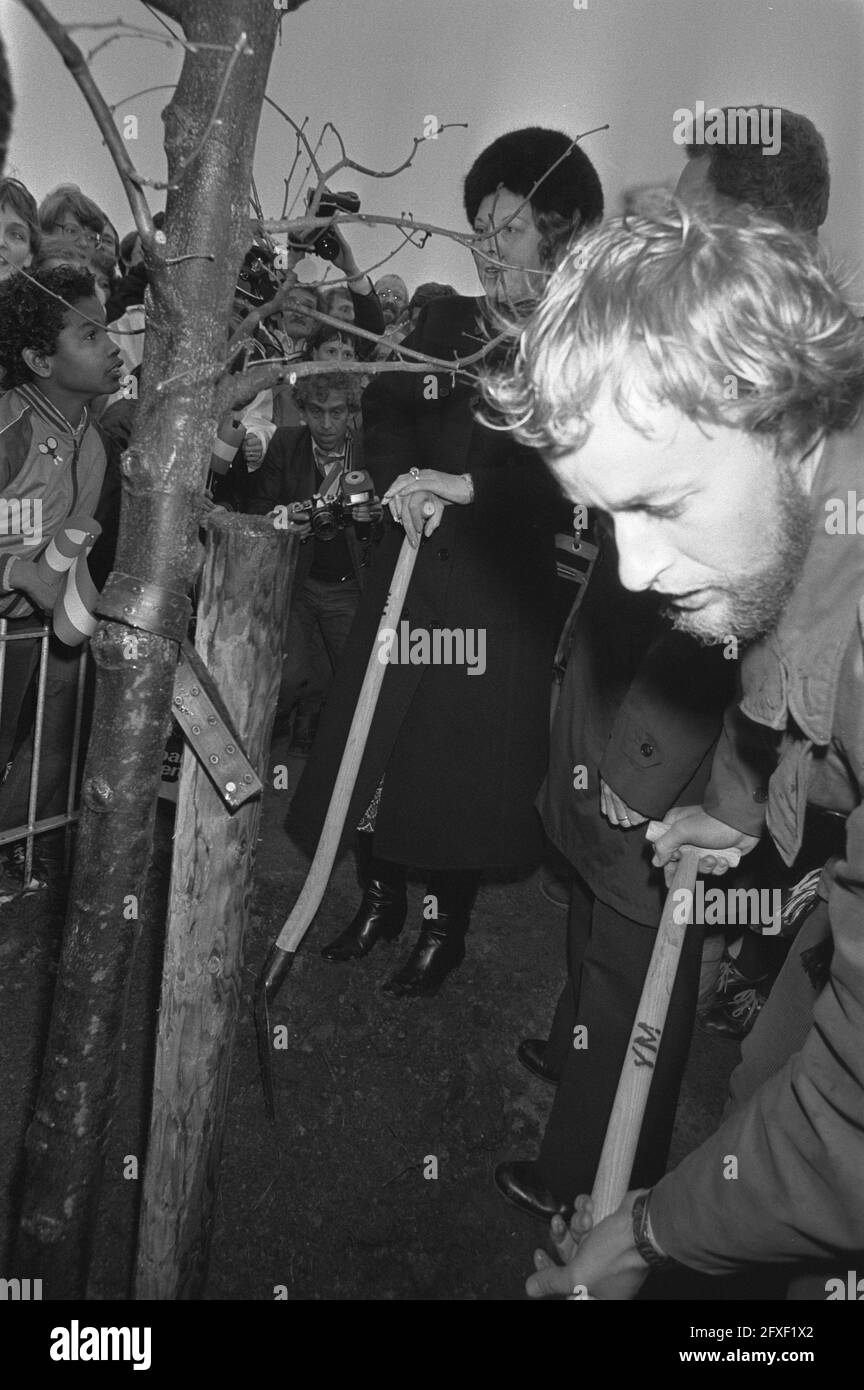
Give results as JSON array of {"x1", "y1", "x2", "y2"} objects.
[
  {"x1": 382, "y1": 869, "x2": 478, "y2": 998},
  {"x1": 494, "y1": 1161, "x2": 571, "y2": 1222},
  {"x1": 517, "y1": 1038, "x2": 559, "y2": 1085},
  {"x1": 321, "y1": 861, "x2": 407, "y2": 962},
  {"x1": 382, "y1": 927, "x2": 465, "y2": 998}
]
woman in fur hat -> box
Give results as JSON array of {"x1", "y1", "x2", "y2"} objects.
[{"x1": 289, "y1": 127, "x2": 603, "y2": 997}]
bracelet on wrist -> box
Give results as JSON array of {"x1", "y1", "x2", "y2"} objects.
[
  {"x1": 631, "y1": 1190, "x2": 672, "y2": 1268},
  {"x1": 461, "y1": 472, "x2": 474, "y2": 503}
]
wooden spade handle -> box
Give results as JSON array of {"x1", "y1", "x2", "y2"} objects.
[
  {"x1": 274, "y1": 535, "x2": 419, "y2": 954},
  {"x1": 590, "y1": 847, "x2": 701, "y2": 1221}
]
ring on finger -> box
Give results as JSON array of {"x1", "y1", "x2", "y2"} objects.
[{"x1": 409, "y1": 467, "x2": 420, "y2": 479}]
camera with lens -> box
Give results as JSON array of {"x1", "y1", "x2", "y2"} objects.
[
  {"x1": 290, "y1": 188, "x2": 361, "y2": 262},
  {"x1": 236, "y1": 239, "x2": 279, "y2": 304},
  {"x1": 288, "y1": 468, "x2": 383, "y2": 544}
]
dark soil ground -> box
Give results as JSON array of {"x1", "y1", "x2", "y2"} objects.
[{"x1": 0, "y1": 729, "x2": 741, "y2": 1302}]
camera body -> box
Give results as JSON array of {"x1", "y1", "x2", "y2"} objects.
[
  {"x1": 237, "y1": 241, "x2": 279, "y2": 303},
  {"x1": 292, "y1": 188, "x2": 361, "y2": 262},
  {"x1": 289, "y1": 468, "x2": 383, "y2": 544}
]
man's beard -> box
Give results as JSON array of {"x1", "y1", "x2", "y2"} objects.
[{"x1": 661, "y1": 469, "x2": 814, "y2": 646}]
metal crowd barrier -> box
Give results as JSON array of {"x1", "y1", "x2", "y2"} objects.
[{"x1": 0, "y1": 617, "x2": 88, "y2": 889}]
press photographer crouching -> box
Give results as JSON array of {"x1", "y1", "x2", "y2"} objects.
[{"x1": 245, "y1": 370, "x2": 371, "y2": 757}]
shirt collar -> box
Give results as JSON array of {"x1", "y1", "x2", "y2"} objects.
[
  {"x1": 18, "y1": 382, "x2": 89, "y2": 439},
  {"x1": 312, "y1": 438, "x2": 349, "y2": 470},
  {"x1": 739, "y1": 416, "x2": 864, "y2": 744}
]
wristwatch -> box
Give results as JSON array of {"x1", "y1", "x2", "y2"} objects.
[{"x1": 631, "y1": 1190, "x2": 673, "y2": 1268}]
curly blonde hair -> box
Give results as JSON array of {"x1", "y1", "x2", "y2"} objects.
[{"x1": 482, "y1": 202, "x2": 864, "y2": 460}]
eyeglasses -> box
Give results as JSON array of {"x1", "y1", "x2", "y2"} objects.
[{"x1": 55, "y1": 223, "x2": 102, "y2": 249}]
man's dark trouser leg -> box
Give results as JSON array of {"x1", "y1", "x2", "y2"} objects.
[
  {"x1": 278, "y1": 585, "x2": 328, "y2": 720},
  {"x1": 313, "y1": 575, "x2": 361, "y2": 683},
  {"x1": 536, "y1": 889, "x2": 704, "y2": 1202},
  {"x1": 283, "y1": 577, "x2": 361, "y2": 721},
  {"x1": 543, "y1": 872, "x2": 592, "y2": 1077}
]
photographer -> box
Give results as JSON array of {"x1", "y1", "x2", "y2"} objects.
[
  {"x1": 240, "y1": 206, "x2": 385, "y2": 466},
  {"x1": 245, "y1": 370, "x2": 368, "y2": 757},
  {"x1": 293, "y1": 189, "x2": 385, "y2": 357}
]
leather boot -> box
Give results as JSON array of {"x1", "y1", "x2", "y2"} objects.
[
  {"x1": 382, "y1": 870, "x2": 478, "y2": 998},
  {"x1": 320, "y1": 841, "x2": 407, "y2": 962}
]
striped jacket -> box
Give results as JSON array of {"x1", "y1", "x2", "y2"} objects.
[{"x1": 0, "y1": 383, "x2": 107, "y2": 618}]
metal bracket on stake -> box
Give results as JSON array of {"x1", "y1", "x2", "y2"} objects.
[
  {"x1": 97, "y1": 571, "x2": 262, "y2": 812},
  {"x1": 172, "y1": 641, "x2": 262, "y2": 811}
]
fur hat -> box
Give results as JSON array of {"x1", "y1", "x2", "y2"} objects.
[{"x1": 463, "y1": 126, "x2": 603, "y2": 228}]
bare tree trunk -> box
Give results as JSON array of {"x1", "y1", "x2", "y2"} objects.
[
  {"x1": 14, "y1": 0, "x2": 280, "y2": 1298},
  {"x1": 135, "y1": 514, "x2": 297, "y2": 1300}
]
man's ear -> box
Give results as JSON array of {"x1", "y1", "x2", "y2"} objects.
[{"x1": 22, "y1": 346, "x2": 51, "y2": 379}]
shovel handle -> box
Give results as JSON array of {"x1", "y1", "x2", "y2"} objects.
[
  {"x1": 274, "y1": 535, "x2": 419, "y2": 955},
  {"x1": 590, "y1": 847, "x2": 701, "y2": 1221}
]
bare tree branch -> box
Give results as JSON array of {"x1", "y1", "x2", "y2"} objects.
[
  {"x1": 280, "y1": 115, "x2": 308, "y2": 218},
  {"x1": 169, "y1": 297, "x2": 512, "y2": 406},
  {"x1": 141, "y1": 0, "x2": 185, "y2": 23},
  {"x1": 263, "y1": 121, "x2": 609, "y2": 275},
  {"x1": 109, "y1": 82, "x2": 175, "y2": 111},
  {"x1": 264, "y1": 98, "x2": 469, "y2": 209},
  {"x1": 17, "y1": 0, "x2": 157, "y2": 245},
  {"x1": 264, "y1": 94, "x2": 324, "y2": 185},
  {"x1": 215, "y1": 354, "x2": 485, "y2": 415},
  {"x1": 70, "y1": 14, "x2": 242, "y2": 57},
  {"x1": 140, "y1": 1, "x2": 183, "y2": 39}
]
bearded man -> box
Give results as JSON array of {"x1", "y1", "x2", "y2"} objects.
[{"x1": 486, "y1": 203, "x2": 864, "y2": 1297}]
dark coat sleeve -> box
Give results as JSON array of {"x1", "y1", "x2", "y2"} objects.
[
  {"x1": 349, "y1": 286, "x2": 385, "y2": 352},
  {"x1": 651, "y1": 625, "x2": 864, "y2": 1272},
  {"x1": 246, "y1": 427, "x2": 310, "y2": 515}
]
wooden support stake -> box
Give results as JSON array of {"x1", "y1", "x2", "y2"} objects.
[{"x1": 134, "y1": 512, "x2": 296, "y2": 1300}]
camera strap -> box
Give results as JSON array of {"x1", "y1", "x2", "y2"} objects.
[{"x1": 315, "y1": 437, "x2": 352, "y2": 499}]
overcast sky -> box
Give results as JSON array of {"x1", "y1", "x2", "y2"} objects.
[{"x1": 2, "y1": 0, "x2": 863, "y2": 301}]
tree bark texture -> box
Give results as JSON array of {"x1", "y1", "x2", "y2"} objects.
[
  {"x1": 15, "y1": 0, "x2": 280, "y2": 1297},
  {"x1": 135, "y1": 513, "x2": 297, "y2": 1300}
]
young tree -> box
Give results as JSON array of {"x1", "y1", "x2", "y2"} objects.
[{"x1": 13, "y1": 0, "x2": 294, "y2": 1298}]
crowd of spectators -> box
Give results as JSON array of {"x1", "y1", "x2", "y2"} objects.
[
  {"x1": 2, "y1": 101, "x2": 861, "y2": 1303},
  {"x1": 0, "y1": 165, "x2": 459, "y2": 867}
]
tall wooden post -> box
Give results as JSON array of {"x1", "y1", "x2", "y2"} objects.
[{"x1": 135, "y1": 512, "x2": 297, "y2": 1300}]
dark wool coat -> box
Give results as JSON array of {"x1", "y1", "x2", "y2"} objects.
[
  {"x1": 539, "y1": 536, "x2": 737, "y2": 924},
  {"x1": 289, "y1": 295, "x2": 563, "y2": 871}
]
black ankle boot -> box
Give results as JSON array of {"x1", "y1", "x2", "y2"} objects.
[
  {"x1": 321, "y1": 845, "x2": 407, "y2": 962},
  {"x1": 382, "y1": 870, "x2": 478, "y2": 998}
]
